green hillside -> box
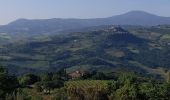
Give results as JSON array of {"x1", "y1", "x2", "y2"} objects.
[{"x1": 0, "y1": 25, "x2": 170, "y2": 79}]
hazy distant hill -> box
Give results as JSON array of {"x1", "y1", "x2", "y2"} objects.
[
  {"x1": 107, "y1": 11, "x2": 170, "y2": 25},
  {"x1": 0, "y1": 11, "x2": 170, "y2": 36}
]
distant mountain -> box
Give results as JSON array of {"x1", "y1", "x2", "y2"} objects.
[
  {"x1": 107, "y1": 11, "x2": 170, "y2": 25},
  {"x1": 0, "y1": 11, "x2": 170, "y2": 36}
]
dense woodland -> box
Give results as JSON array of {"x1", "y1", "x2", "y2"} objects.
[{"x1": 1, "y1": 65, "x2": 170, "y2": 100}]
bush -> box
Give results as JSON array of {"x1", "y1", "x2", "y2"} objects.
[{"x1": 19, "y1": 74, "x2": 40, "y2": 86}]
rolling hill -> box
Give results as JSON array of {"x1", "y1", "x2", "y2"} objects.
[
  {"x1": 0, "y1": 25, "x2": 170, "y2": 80},
  {"x1": 0, "y1": 10, "x2": 170, "y2": 78}
]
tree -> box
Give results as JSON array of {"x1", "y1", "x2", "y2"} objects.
[
  {"x1": 138, "y1": 82, "x2": 158, "y2": 100},
  {"x1": 92, "y1": 72, "x2": 107, "y2": 80},
  {"x1": 138, "y1": 82, "x2": 170, "y2": 100},
  {"x1": 18, "y1": 74, "x2": 40, "y2": 86},
  {"x1": 114, "y1": 82, "x2": 138, "y2": 100},
  {"x1": 0, "y1": 66, "x2": 19, "y2": 99},
  {"x1": 41, "y1": 73, "x2": 53, "y2": 82},
  {"x1": 53, "y1": 68, "x2": 68, "y2": 81}
]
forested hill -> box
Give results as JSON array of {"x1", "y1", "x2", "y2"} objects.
[{"x1": 0, "y1": 25, "x2": 170, "y2": 80}]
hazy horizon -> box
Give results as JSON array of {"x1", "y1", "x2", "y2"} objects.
[{"x1": 1, "y1": 0, "x2": 170, "y2": 25}]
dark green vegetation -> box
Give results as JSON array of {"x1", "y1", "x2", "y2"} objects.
[
  {"x1": 1, "y1": 66, "x2": 170, "y2": 100},
  {"x1": 0, "y1": 66, "x2": 19, "y2": 99}
]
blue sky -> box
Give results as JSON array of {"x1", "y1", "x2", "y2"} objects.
[{"x1": 0, "y1": 0, "x2": 170, "y2": 25}]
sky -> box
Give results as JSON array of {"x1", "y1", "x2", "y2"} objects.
[{"x1": 0, "y1": 0, "x2": 170, "y2": 25}]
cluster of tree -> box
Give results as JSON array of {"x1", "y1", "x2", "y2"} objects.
[
  {"x1": 0, "y1": 66, "x2": 19, "y2": 99},
  {"x1": 0, "y1": 65, "x2": 67, "y2": 99},
  {"x1": 18, "y1": 68, "x2": 67, "y2": 94},
  {"x1": 1, "y1": 64, "x2": 170, "y2": 100},
  {"x1": 107, "y1": 73, "x2": 170, "y2": 100}
]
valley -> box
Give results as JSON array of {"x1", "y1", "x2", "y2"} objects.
[
  {"x1": 0, "y1": 10, "x2": 170, "y2": 100},
  {"x1": 0, "y1": 24, "x2": 170, "y2": 81}
]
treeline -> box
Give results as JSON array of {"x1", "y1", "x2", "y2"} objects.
[
  {"x1": 1, "y1": 65, "x2": 170, "y2": 100},
  {"x1": 0, "y1": 66, "x2": 66, "y2": 99}
]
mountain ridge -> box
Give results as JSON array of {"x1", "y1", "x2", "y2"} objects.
[
  {"x1": 0, "y1": 11, "x2": 170, "y2": 46},
  {"x1": 8, "y1": 11, "x2": 170, "y2": 24},
  {"x1": 0, "y1": 11, "x2": 170, "y2": 37}
]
